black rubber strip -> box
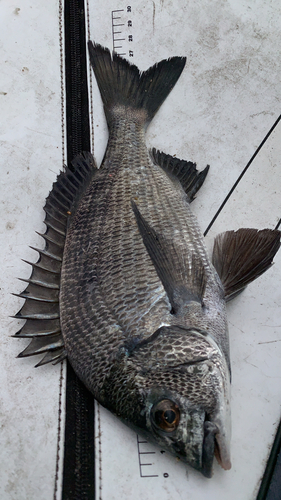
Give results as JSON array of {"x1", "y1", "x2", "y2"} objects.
[
  {"x1": 62, "y1": 1, "x2": 96, "y2": 498},
  {"x1": 62, "y1": 362, "x2": 96, "y2": 500},
  {"x1": 256, "y1": 419, "x2": 281, "y2": 500},
  {"x1": 64, "y1": 0, "x2": 91, "y2": 163}
]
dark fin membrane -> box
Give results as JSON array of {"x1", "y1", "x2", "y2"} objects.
[
  {"x1": 131, "y1": 201, "x2": 206, "y2": 313},
  {"x1": 14, "y1": 318, "x2": 61, "y2": 337},
  {"x1": 15, "y1": 152, "x2": 97, "y2": 366},
  {"x1": 88, "y1": 41, "x2": 186, "y2": 125},
  {"x1": 150, "y1": 148, "x2": 209, "y2": 202},
  {"x1": 35, "y1": 348, "x2": 67, "y2": 368},
  {"x1": 212, "y1": 228, "x2": 281, "y2": 301},
  {"x1": 17, "y1": 334, "x2": 64, "y2": 357}
]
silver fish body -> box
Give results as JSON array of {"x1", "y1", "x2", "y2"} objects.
[{"x1": 15, "y1": 42, "x2": 280, "y2": 478}]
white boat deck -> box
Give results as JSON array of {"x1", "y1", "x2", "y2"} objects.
[{"x1": 1, "y1": 1, "x2": 281, "y2": 499}]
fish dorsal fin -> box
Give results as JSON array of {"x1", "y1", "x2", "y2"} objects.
[
  {"x1": 150, "y1": 148, "x2": 209, "y2": 202},
  {"x1": 212, "y1": 228, "x2": 281, "y2": 302},
  {"x1": 131, "y1": 201, "x2": 206, "y2": 313},
  {"x1": 14, "y1": 153, "x2": 97, "y2": 366}
]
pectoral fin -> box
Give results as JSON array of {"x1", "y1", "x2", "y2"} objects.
[
  {"x1": 212, "y1": 228, "x2": 281, "y2": 301},
  {"x1": 131, "y1": 201, "x2": 206, "y2": 312}
]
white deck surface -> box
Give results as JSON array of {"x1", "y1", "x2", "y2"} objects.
[{"x1": 1, "y1": 1, "x2": 281, "y2": 499}]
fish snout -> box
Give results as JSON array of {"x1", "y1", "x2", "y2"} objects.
[{"x1": 172, "y1": 414, "x2": 231, "y2": 477}]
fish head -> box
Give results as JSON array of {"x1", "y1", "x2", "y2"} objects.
[
  {"x1": 130, "y1": 326, "x2": 231, "y2": 477},
  {"x1": 142, "y1": 372, "x2": 231, "y2": 477}
]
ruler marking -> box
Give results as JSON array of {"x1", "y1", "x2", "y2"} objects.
[
  {"x1": 137, "y1": 435, "x2": 159, "y2": 478},
  {"x1": 141, "y1": 475, "x2": 159, "y2": 478},
  {"x1": 136, "y1": 434, "x2": 143, "y2": 476}
]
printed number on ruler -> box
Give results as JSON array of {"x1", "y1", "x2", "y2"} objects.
[{"x1": 111, "y1": 6, "x2": 133, "y2": 57}]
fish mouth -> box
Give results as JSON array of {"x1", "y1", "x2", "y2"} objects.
[
  {"x1": 201, "y1": 421, "x2": 218, "y2": 477},
  {"x1": 201, "y1": 420, "x2": 231, "y2": 477},
  {"x1": 170, "y1": 415, "x2": 231, "y2": 478},
  {"x1": 167, "y1": 411, "x2": 214, "y2": 476}
]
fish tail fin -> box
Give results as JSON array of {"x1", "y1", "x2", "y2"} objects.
[{"x1": 88, "y1": 41, "x2": 186, "y2": 125}]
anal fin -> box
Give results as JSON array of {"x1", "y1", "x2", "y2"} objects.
[
  {"x1": 212, "y1": 228, "x2": 281, "y2": 301},
  {"x1": 150, "y1": 148, "x2": 209, "y2": 202}
]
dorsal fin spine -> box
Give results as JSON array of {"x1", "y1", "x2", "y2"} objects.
[{"x1": 15, "y1": 153, "x2": 97, "y2": 366}]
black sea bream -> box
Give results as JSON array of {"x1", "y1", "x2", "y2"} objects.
[{"x1": 15, "y1": 42, "x2": 280, "y2": 477}]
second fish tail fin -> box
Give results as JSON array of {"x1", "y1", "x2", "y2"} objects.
[{"x1": 88, "y1": 41, "x2": 186, "y2": 126}]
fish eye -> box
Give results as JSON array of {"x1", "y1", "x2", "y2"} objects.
[{"x1": 151, "y1": 399, "x2": 180, "y2": 432}]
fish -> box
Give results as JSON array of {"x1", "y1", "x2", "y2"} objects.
[{"x1": 14, "y1": 41, "x2": 280, "y2": 478}]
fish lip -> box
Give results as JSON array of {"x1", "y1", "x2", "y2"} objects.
[
  {"x1": 201, "y1": 421, "x2": 231, "y2": 477},
  {"x1": 210, "y1": 377, "x2": 232, "y2": 472},
  {"x1": 202, "y1": 361, "x2": 232, "y2": 473},
  {"x1": 200, "y1": 421, "x2": 218, "y2": 478},
  {"x1": 214, "y1": 431, "x2": 232, "y2": 471}
]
